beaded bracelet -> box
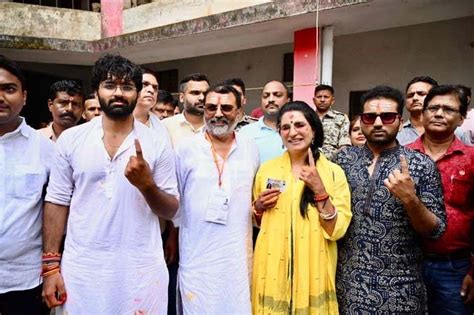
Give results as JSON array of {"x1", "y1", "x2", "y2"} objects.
[{"x1": 319, "y1": 210, "x2": 338, "y2": 221}]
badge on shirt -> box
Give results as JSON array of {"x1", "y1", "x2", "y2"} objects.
[
  {"x1": 266, "y1": 178, "x2": 286, "y2": 192},
  {"x1": 205, "y1": 188, "x2": 230, "y2": 225}
]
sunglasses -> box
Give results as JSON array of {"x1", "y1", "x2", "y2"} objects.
[
  {"x1": 360, "y1": 112, "x2": 399, "y2": 125},
  {"x1": 204, "y1": 104, "x2": 235, "y2": 113}
]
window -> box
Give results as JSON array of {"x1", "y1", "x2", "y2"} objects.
[
  {"x1": 283, "y1": 53, "x2": 294, "y2": 83},
  {"x1": 157, "y1": 69, "x2": 179, "y2": 93},
  {"x1": 348, "y1": 90, "x2": 368, "y2": 120},
  {"x1": 13, "y1": 0, "x2": 91, "y2": 10}
]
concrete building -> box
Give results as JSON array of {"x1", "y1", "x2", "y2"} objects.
[{"x1": 1, "y1": 0, "x2": 473, "y2": 127}]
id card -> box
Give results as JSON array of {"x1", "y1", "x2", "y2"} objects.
[
  {"x1": 205, "y1": 188, "x2": 230, "y2": 225},
  {"x1": 266, "y1": 178, "x2": 287, "y2": 192}
]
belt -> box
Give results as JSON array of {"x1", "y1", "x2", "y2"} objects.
[{"x1": 424, "y1": 249, "x2": 472, "y2": 262}]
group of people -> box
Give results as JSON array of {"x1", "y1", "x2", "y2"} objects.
[{"x1": 0, "y1": 51, "x2": 472, "y2": 315}]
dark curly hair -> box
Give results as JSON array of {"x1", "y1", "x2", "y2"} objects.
[{"x1": 91, "y1": 54, "x2": 142, "y2": 92}]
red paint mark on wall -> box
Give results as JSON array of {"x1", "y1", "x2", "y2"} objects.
[
  {"x1": 101, "y1": 0, "x2": 123, "y2": 38},
  {"x1": 293, "y1": 28, "x2": 320, "y2": 108}
]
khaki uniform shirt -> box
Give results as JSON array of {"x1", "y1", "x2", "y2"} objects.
[{"x1": 320, "y1": 109, "x2": 350, "y2": 160}]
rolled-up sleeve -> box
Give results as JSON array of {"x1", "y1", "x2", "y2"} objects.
[{"x1": 45, "y1": 135, "x2": 74, "y2": 206}]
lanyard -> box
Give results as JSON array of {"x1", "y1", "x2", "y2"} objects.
[{"x1": 205, "y1": 131, "x2": 235, "y2": 188}]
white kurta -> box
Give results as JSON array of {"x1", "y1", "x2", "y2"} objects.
[
  {"x1": 45, "y1": 117, "x2": 178, "y2": 315},
  {"x1": 175, "y1": 132, "x2": 259, "y2": 315}
]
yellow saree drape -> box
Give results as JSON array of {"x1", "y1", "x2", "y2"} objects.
[{"x1": 252, "y1": 152, "x2": 352, "y2": 315}]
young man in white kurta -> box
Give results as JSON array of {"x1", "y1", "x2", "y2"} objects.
[
  {"x1": 45, "y1": 118, "x2": 178, "y2": 313},
  {"x1": 175, "y1": 84, "x2": 259, "y2": 314},
  {"x1": 42, "y1": 54, "x2": 179, "y2": 314}
]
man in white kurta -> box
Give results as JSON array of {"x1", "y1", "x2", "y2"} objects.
[
  {"x1": 175, "y1": 84, "x2": 259, "y2": 314},
  {"x1": 42, "y1": 54, "x2": 179, "y2": 314},
  {"x1": 45, "y1": 118, "x2": 178, "y2": 314}
]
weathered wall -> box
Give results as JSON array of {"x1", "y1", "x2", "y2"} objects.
[
  {"x1": 145, "y1": 17, "x2": 474, "y2": 114},
  {"x1": 146, "y1": 42, "x2": 293, "y2": 112},
  {"x1": 11, "y1": 16, "x2": 473, "y2": 119},
  {"x1": 333, "y1": 16, "x2": 474, "y2": 116},
  {"x1": 0, "y1": 2, "x2": 101, "y2": 41},
  {"x1": 123, "y1": 0, "x2": 271, "y2": 34}
]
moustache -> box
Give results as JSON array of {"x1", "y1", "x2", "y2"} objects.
[
  {"x1": 209, "y1": 117, "x2": 229, "y2": 124},
  {"x1": 60, "y1": 112, "x2": 75, "y2": 119},
  {"x1": 265, "y1": 102, "x2": 280, "y2": 109},
  {"x1": 108, "y1": 98, "x2": 130, "y2": 106}
]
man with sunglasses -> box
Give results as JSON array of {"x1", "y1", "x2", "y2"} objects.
[
  {"x1": 175, "y1": 84, "x2": 258, "y2": 314},
  {"x1": 407, "y1": 85, "x2": 474, "y2": 314},
  {"x1": 336, "y1": 85, "x2": 446, "y2": 314},
  {"x1": 42, "y1": 54, "x2": 179, "y2": 314},
  {"x1": 221, "y1": 77, "x2": 258, "y2": 131}
]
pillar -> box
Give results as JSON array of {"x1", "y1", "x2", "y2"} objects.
[
  {"x1": 293, "y1": 27, "x2": 320, "y2": 107},
  {"x1": 100, "y1": 0, "x2": 123, "y2": 38}
]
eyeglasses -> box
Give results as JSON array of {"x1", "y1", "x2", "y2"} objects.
[
  {"x1": 204, "y1": 104, "x2": 236, "y2": 113},
  {"x1": 424, "y1": 105, "x2": 460, "y2": 116},
  {"x1": 100, "y1": 82, "x2": 137, "y2": 94},
  {"x1": 360, "y1": 112, "x2": 399, "y2": 125}
]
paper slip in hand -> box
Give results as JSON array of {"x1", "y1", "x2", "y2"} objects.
[{"x1": 266, "y1": 178, "x2": 286, "y2": 192}]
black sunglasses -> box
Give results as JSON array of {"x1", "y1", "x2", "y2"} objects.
[
  {"x1": 360, "y1": 112, "x2": 399, "y2": 125},
  {"x1": 204, "y1": 104, "x2": 235, "y2": 113}
]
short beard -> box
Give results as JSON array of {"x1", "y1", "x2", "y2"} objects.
[
  {"x1": 206, "y1": 117, "x2": 238, "y2": 137},
  {"x1": 263, "y1": 110, "x2": 279, "y2": 122},
  {"x1": 99, "y1": 96, "x2": 136, "y2": 119},
  {"x1": 184, "y1": 101, "x2": 204, "y2": 116},
  {"x1": 366, "y1": 131, "x2": 398, "y2": 148}
]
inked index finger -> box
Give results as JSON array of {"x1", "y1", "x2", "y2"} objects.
[
  {"x1": 307, "y1": 148, "x2": 316, "y2": 168},
  {"x1": 134, "y1": 139, "x2": 144, "y2": 159},
  {"x1": 400, "y1": 154, "x2": 409, "y2": 174}
]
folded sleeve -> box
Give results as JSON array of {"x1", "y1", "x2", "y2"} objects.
[{"x1": 45, "y1": 135, "x2": 74, "y2": 206}]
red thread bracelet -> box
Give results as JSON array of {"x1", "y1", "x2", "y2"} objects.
[{"x1": 314, "y1": 193, "x2": 329, "y2": 202}]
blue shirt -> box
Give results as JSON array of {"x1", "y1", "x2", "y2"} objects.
[{"x1": 238, "y1": 117, "x2": 284, "y2": 163}]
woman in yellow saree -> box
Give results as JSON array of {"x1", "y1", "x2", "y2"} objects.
[{"x1": 252, "y1": 101, "x2": 352, "y2": 314}]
